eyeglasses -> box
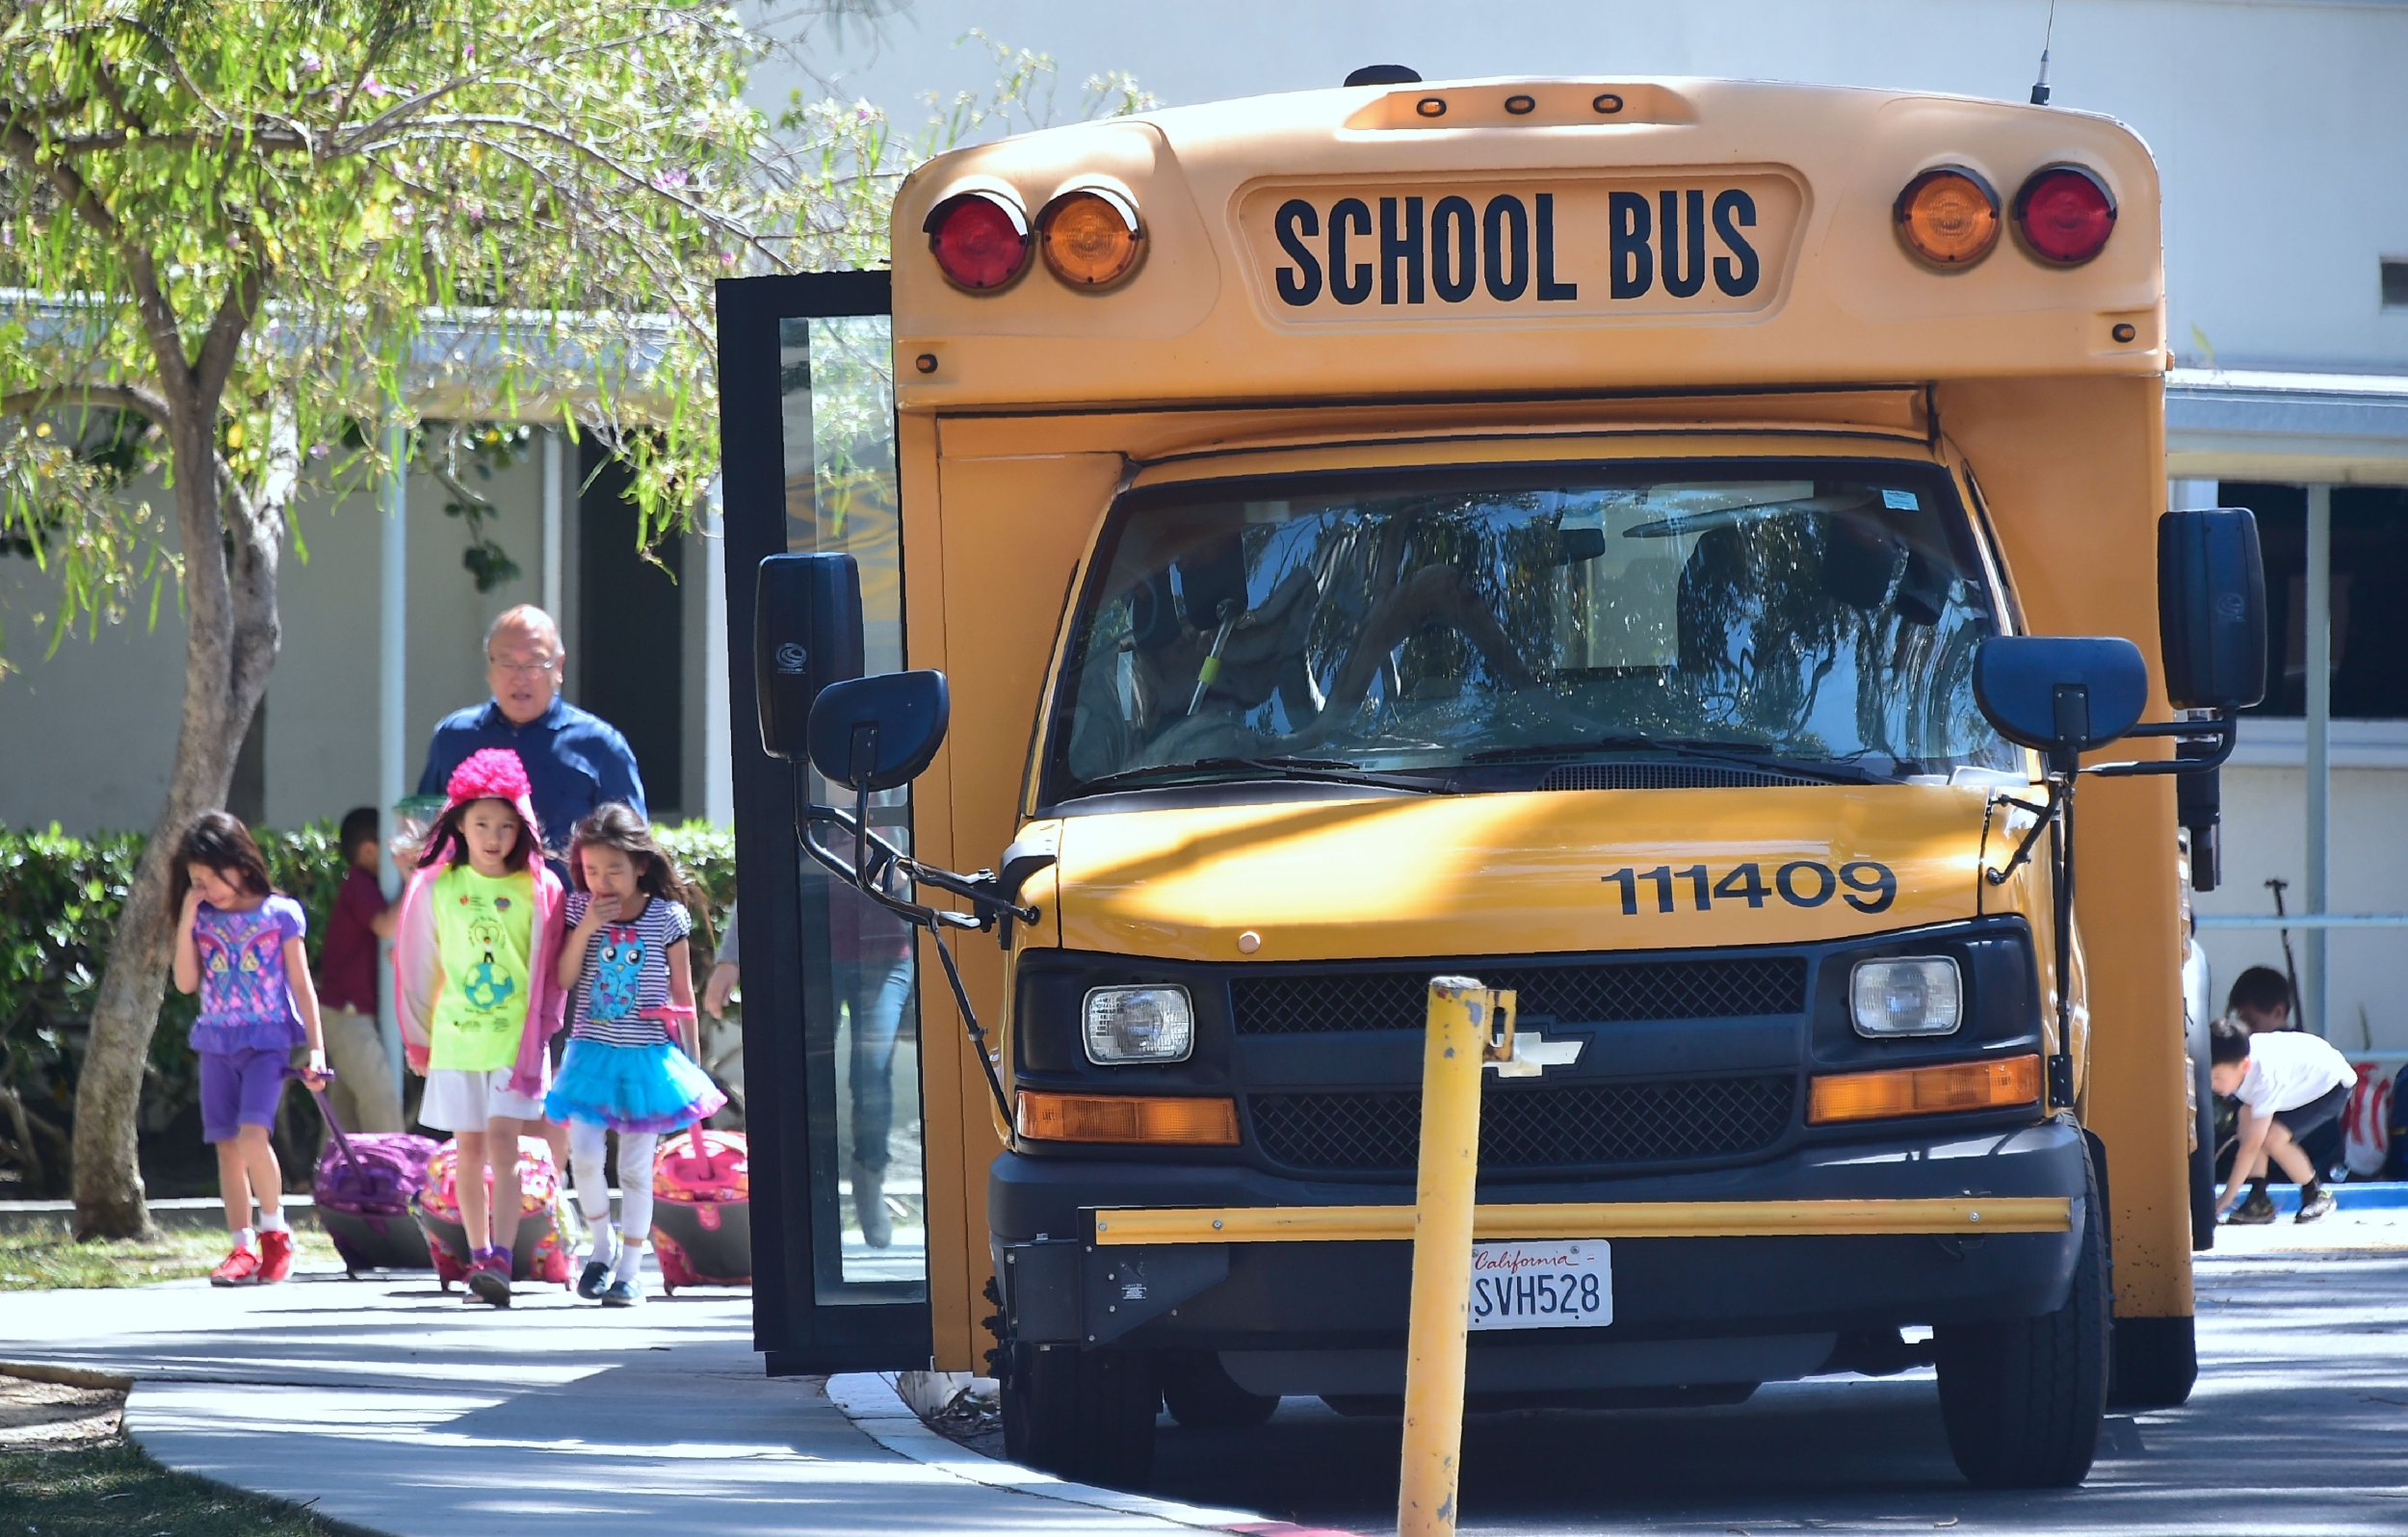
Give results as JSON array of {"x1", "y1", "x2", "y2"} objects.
[{"x1": 487, "y1": 655, "x2": 560, "y2": 677}]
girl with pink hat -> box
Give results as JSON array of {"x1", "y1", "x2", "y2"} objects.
[{"x1": 393, "y1": 746, "x2": 567, "y2": 1306}]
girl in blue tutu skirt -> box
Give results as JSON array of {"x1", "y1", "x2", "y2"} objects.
[{"x1": 547, "y1": 803, "x2": 726, "y2": 1306}]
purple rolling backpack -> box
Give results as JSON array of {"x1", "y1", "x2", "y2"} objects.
[{"x1": 305, "y1": 1080, "x2": 438, "y2": 1277}]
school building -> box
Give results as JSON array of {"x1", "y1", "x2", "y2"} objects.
[{"x1": 4, "y1": 0, "x2": 2405, "y2": 1055}]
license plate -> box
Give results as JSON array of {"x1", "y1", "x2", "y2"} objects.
[{"x1": 1467, "y1": 1239, "x2": 1612, "y2": 1331}]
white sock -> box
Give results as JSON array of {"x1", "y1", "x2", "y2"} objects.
[
  {"x1": 233, "y1": 1227, "x2": 257, "y2": 1252},
  {"x1": 258, "y1": 1210, "x2": 289, "y2": 1235},
  {"x1": 613, "y1": 1235, "x2": 646, "y2": 1285},
  {"x1": 585, "y1": 1224, "x2": 619, "y2": 1271}
]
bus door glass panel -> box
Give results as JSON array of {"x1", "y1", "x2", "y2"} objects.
[{"x1": 777, "y1": 312, "x2": 927, "y2": 1301}]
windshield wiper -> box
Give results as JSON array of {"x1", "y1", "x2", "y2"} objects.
[
  {"x1": 1072, "y1": 755, "x2": 1454, "y2": 796},
  {"x1": 1468, "y1": 736, "x2": 1892, "y2": 785}
]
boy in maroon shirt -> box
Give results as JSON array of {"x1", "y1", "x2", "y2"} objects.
[{"x1": 316, "y1": 807, "x2": 404, "y2": 1133}]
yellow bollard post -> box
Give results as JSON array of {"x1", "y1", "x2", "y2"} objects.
[{"x1": 1397, "y1": 976, "x2": 1512, "y2": 1537}]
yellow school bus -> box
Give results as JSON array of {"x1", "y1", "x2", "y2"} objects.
[{"x1": 716, "y1": 68, "x2": 2264, "y2": 1493}]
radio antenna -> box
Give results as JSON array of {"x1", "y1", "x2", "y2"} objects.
[{"x1": 2030, "y1": 0, "x2": 2058, "y2": 105}]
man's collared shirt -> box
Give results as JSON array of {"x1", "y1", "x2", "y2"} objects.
[{"x1": 418, "y1": 695, "x2": 646, "y2": 851}]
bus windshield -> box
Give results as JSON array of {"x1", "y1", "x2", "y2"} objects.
[{"x1": 1046, "y1": 459, "x2": 2019, "y2": 798}]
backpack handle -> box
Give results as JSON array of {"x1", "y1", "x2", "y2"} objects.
[{"x1": 286, "y1": 1064, "x2": 362, "y2": 1176}]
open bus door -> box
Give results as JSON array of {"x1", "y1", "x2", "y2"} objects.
[{"x1": 717, "y1": 271, "x2": 931, "y2": 1373}]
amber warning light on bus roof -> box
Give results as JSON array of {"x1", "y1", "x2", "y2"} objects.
[
  {"x1": 1039, "y1": 186, "x2": 1143, "y2": 288},
  {"x1": 1895, "y1": 166, "x2": 2001, "y2": 268},
  {"x1": 926, "y1": 189, "x2": 1032, "y2": 290}
]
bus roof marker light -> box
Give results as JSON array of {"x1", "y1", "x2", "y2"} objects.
[
  {"x1": 1895, "y1": 166, "x2": 2001, "y2": 268},
  {"x1": 2013, "y1": 164, "x2": 2116, "y2": 265},
  {"x1": 1415, "y1": 96, "x2": 1447, "y2": 118},
  {"x1": 1592, "y1": 92, "x2": 1624, "y2": 116},
  {"x1": 1505, "y1": 94, "x2": 1536, "y2": 116},
  {"x1": 1038, "y1": 186, "x2": 1143, "y2": 289},
  {"x1": 925, "y1": 189, "x2": 1031, "y2": 291}
]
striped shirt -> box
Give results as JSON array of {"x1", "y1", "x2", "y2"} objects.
[{"x1": 563, "y1": 893, "x2": 693, "y2": 1047}]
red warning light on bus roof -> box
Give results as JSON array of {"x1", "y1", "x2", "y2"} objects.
[
  {"x1": 927, "y1": 191, "x2": 1032, "y2": 291},
  {"x1": 2013, "y1": 165, "x2": 2115, "y2": 266}
]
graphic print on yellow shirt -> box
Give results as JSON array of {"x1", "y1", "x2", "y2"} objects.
[{"x1": 428, "y1": 866, "x2": 536, "y2": 1073}]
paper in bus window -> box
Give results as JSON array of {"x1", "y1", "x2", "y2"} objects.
[{"x1": 1557, "y1": 483, "x2": 1812, "y2": 670}]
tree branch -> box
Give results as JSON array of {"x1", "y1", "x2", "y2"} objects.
[
  {"x1": 195, "y1": 262, "x2": 268, "y2": 405},
  {"x1": 0, "y1": 382, "x2": 174, "y2": 429},
  {"x1": 0, "y1": 121, "x2": 190, "y2": 397}
]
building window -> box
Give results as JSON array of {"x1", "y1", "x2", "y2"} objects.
[
  {"x1": 2385, "y1": 259, "x2": 2408, "y2": 309},
  {"x1": 2228, "y1": 481, "x2": 2408, "y2": 719}
]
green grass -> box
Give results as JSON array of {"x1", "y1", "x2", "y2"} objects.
[
  {"x1": 0, "y1": 1218, "x2": 337, "y2": 1291},
  {"x1": 0, "y1": 1439, "x2": 369, "y2": 1535}
]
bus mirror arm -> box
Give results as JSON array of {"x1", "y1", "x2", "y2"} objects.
[
  {"x1": 2083, "y1": 709, "x2": 2238, "y2": 777},
  {"x1": 792, "y1": 787, "x2": 1022, "y2": 1131},
  {"x1": 1982, "y1": 707, "x2": 2238, "y2": 1113}
]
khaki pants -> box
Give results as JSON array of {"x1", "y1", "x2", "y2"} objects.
[{"x1": 320, "y1": 1007, "x2": 404, "y2": 1134}]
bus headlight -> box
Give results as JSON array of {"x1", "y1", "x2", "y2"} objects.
[
  {"x1": 1850, "y1": 958, "x2": 1962, "y2": 1038},
  {"x1": 1084, "y1": 985, "x2": 1195, "y2": 1063}
]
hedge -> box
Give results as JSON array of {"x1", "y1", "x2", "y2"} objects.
[{"x1": 0, "y1": 819, "x2": 735, "y2": 1198}]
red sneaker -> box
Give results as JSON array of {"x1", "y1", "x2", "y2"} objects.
[
  {"x1": 257, "y1": 1229, "x2": 295, "y2": 1283},
  {"x1": 210, "y1": 1245, "x2": 263, "y2": 1287}
]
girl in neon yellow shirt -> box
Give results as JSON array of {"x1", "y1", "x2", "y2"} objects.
[{"x1": 394, "y1": 747, "x2": 567, "y2": 1306}]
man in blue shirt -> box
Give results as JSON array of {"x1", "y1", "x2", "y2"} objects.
[{"x1": 418, "y1": 606, "x2": 646, "y2": 853}]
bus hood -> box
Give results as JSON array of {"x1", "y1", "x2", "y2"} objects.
[{"x1": 1046, "y1": 785, "x2": 2005, "y2": 963}]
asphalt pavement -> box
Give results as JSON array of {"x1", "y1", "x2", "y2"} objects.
[
  {"x1": 2, "y1": 1213, "x2": 2398, "y2": 1536},
  {"x1": 1145, "y1": 1213, "x2": 2408, "y2": 1536}
]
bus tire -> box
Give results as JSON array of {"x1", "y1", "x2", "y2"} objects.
[
  {"x1": 1934, "y1": 1138, "x2": 2109, "y2": 1488},
  {"x1": 999, "y1": 1340, "x2": 1159, "y2": 1488},
  {"x1": 1161, "y1": 1351, "x2": 1280, "y2": 1430},
  {"x1": 2107, "y1": 1314, "x2": 2199, "y2": 1410}
]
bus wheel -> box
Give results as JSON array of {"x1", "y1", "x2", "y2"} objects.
[
  {"x1": 999, "y1": 1339, "x2": 1159, "y2": 1488},
  {"x1": 1160, "y1": 1351, "x2": 1279, "y2": 1430},
  {"x1": 2107, "y1": 1314, "x2": 2199, "y2": 1410},
  {"x1": 1934, "y1": 1141, "x2": 2109, "y2": 1488}
]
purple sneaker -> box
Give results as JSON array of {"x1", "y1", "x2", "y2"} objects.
[{"x1": 467, "y1": 1246, "x2": 513, "y2": 1307}]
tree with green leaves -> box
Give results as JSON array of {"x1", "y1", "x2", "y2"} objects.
[
  {"x1": 0, "y1": 0, "x2": 882, "y2": 1238},
  {"x1": 2, "y1": 1, "x2": 1148, "y2": 1238}
]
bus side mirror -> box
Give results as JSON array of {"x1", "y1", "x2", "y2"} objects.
[
  {"x1": 755, "y1": 554, "x2": 865, "y2": 761},
  {"x1": 2159, "y1": 508, "x2": 2266, "y2": 711},
  {"x1": 1974, "y1": 636, "x2": 2151, "y2": 770},
  {"x1": 808, "y1": 670, "x2": 950, "y2": 792}
]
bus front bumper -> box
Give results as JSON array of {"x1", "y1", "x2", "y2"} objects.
[{"x1": 989, "y1": 1118, "x2": 2086, "y2": 1391}]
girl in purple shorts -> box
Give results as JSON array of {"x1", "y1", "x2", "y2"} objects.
[{"x1": 170, "y1": 812, "x2": 329, "y2": 1286}]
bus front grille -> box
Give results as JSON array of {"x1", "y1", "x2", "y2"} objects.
[
  {"x1": 1231, "y1": 956, "x2": 1809, "y2": 1035},
  {"x1": 1246, "y1": 1074, "x2": 1797, "y2": 1174}
]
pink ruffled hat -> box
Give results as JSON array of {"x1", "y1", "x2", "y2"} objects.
[{"x1": 445, "y1": 747, "x2": 543, "y2": 847}]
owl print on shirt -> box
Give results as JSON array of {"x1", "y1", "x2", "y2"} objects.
[{"x1": 591, "y1": 927, "x2": 646, "y2": 1021}]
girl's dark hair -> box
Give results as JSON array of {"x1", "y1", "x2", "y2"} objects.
[
  {"x1": 415, "y1": 795, "x2": 541, "y2": 873},
  {"x1": 567, "y1": 802, "x2": 712, "y2": 947},
  {"x1": 168, "y1": 811, "x2": 275, "y2": 910}
]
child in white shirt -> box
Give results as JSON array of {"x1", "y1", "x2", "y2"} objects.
[{"x1": 2210, "y1": 1016, "x2": 2354, "y2": 1224}]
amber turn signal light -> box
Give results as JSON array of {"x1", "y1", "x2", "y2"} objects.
[
  {"x1": 1038, "y1": 186, "x2": 1143, "y2": 288},
  {"x1": 1808, "y1": 1054, "x2": 2042, "y2": 1125},
  {"x1": 1895, "y1": 166, "x2": 2001, "y2": 268},
  {"x1": 925, "y1": 189, "x2": 1031, "y2": 291},
  {"x1": 1016, "y1": 1090, "x2": 1240, "y2": 1146}
]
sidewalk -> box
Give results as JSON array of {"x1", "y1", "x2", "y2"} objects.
[{"x1": 0, "y1": 1259, "x2": 1285, "y2": 1537}]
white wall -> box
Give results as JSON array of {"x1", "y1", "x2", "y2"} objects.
[
  {"x1": 765, "y1": 0, "x2": 2408, "y2": 374},
  {"x1": 0, "y1": 451, "x2": 549, "y2": 838},
  {"x1": 2203, "y1": 753, "x2": 2408, "y2": 1055}
]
